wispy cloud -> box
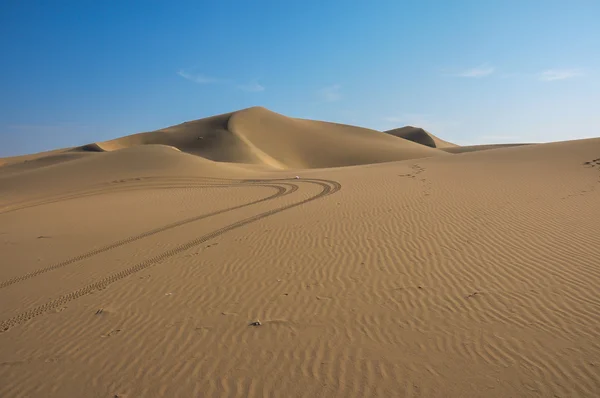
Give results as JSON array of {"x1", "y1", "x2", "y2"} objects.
[
  {"x1": 317, "y1": 84, "x2": 342, "y2": 102},
  {"x1": 178, "y1": 68, "x2": 265, "y2": 92},
  {"x1": 456, "y1": 64, "x2": 495, "y2": 78},
  {"x1": 237, "y1": 80, "x2": 265, "y2": 92},
  {"x1": 177, "y1": 69, "x2": 221, "y2": 84},
  {"x1": 539, "y1": 68, "x2": 583, "y2": 81}
]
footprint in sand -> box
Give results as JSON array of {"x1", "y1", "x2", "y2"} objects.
[{"x1": 102, "y1": 329, "x2": 122, "y2": 337}]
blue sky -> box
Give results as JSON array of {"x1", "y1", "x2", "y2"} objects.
[{"x1": 1, "y1": 0, "x2": 599, "y2": 156}]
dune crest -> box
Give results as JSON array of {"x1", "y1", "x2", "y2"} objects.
[{"x1": 385, "y1": 126, "x2": 457, "y2": 148}]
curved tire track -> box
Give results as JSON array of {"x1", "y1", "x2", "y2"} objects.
[
  {"x1": 0, "y1": 178, "x2": 341, "y2": 332},
  {"x1": 0, "y1": 182, "x2": 297, "y2": 290}
]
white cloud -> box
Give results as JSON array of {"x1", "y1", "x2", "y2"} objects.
[
  {"x1": 177, "y1": 69, "x2": 220, "y2": 84},
  {"x1": 456, "y1": 64, "x2": 495, "y2": 78},
  {"x1": 539, "y1": 69, "x2": 583, "y2": 81},
  {"x1": 499, "y1": 73, "x2": 520, "y2": 79},
  {"x1": 178, "y1": 68, "x2": 265, "y2": 92},
  {"x1": 318, "y1": 84, "x2": 342, "y2": 102},
  {"x1": 237, "y1": 81, "x2": 265, "y2": 92}
]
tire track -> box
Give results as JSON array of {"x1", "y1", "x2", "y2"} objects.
[
  {"x1": 0, "y1": 182, "x2": 297, "y2": 290},
  {"x1": 0, "y1": 178, "x2": 341, "y2": 332}
]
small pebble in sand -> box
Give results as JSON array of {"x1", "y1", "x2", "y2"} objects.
[{"x1": 249, "y1": 320, "x2": 262, "y2": 326}]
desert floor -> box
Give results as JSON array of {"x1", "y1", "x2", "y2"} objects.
[{"x1": 1, "y1": 108, "x2": 599, "y2": 397}]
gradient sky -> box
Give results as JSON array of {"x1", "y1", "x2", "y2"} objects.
[{"x1": 1, "y1": 0, "x2": 599, "y2": 156}]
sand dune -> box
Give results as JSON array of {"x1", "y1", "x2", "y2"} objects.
[
  {"x1": 385, "y1": 126, "x2": 457, "y2": 148},
  {"x1": 228, "y1": 107, "x2": 448, "y2": 168},
  {"x1": 77, "y1": 107, "x2": 447, "y2": 169},
  {"x1": 1, "y1": 109, "x2": 600, "y2": 397},
  {"x1": 0, "y1": 145, "x2": 261, "y2": 205},
  {"x1": 441, "y1": 143, "x2": 532, "y2": 154}
]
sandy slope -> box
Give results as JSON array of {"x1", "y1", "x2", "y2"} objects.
[
  {"x1": 385, "y1": 126, "x2": 457, "y2": 149},
  {"x1": 441, "y1": 143, "x2": 532, "y2": 153},
  {"x1": 1, "y1": 110, "x2": 600, "y2": 397}
]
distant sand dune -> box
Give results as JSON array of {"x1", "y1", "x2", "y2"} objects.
[
  {"x1": 441, "y1": 143, "x2": 531, "y2": 153},
  {"x1": 384, "y1": 126, "x2": 457, "y2": 148}
]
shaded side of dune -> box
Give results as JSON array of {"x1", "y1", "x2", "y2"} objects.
[{"x1": 385, "y1": 126, "x2": 457, "y2": 149}]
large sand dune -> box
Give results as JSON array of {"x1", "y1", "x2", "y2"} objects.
[
  {"x1": 1, "y1": 108, "x2": 600, "y2": 397},
  {"x1": 75, "y1": 107, "x2": 447, "y2": 169}
]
